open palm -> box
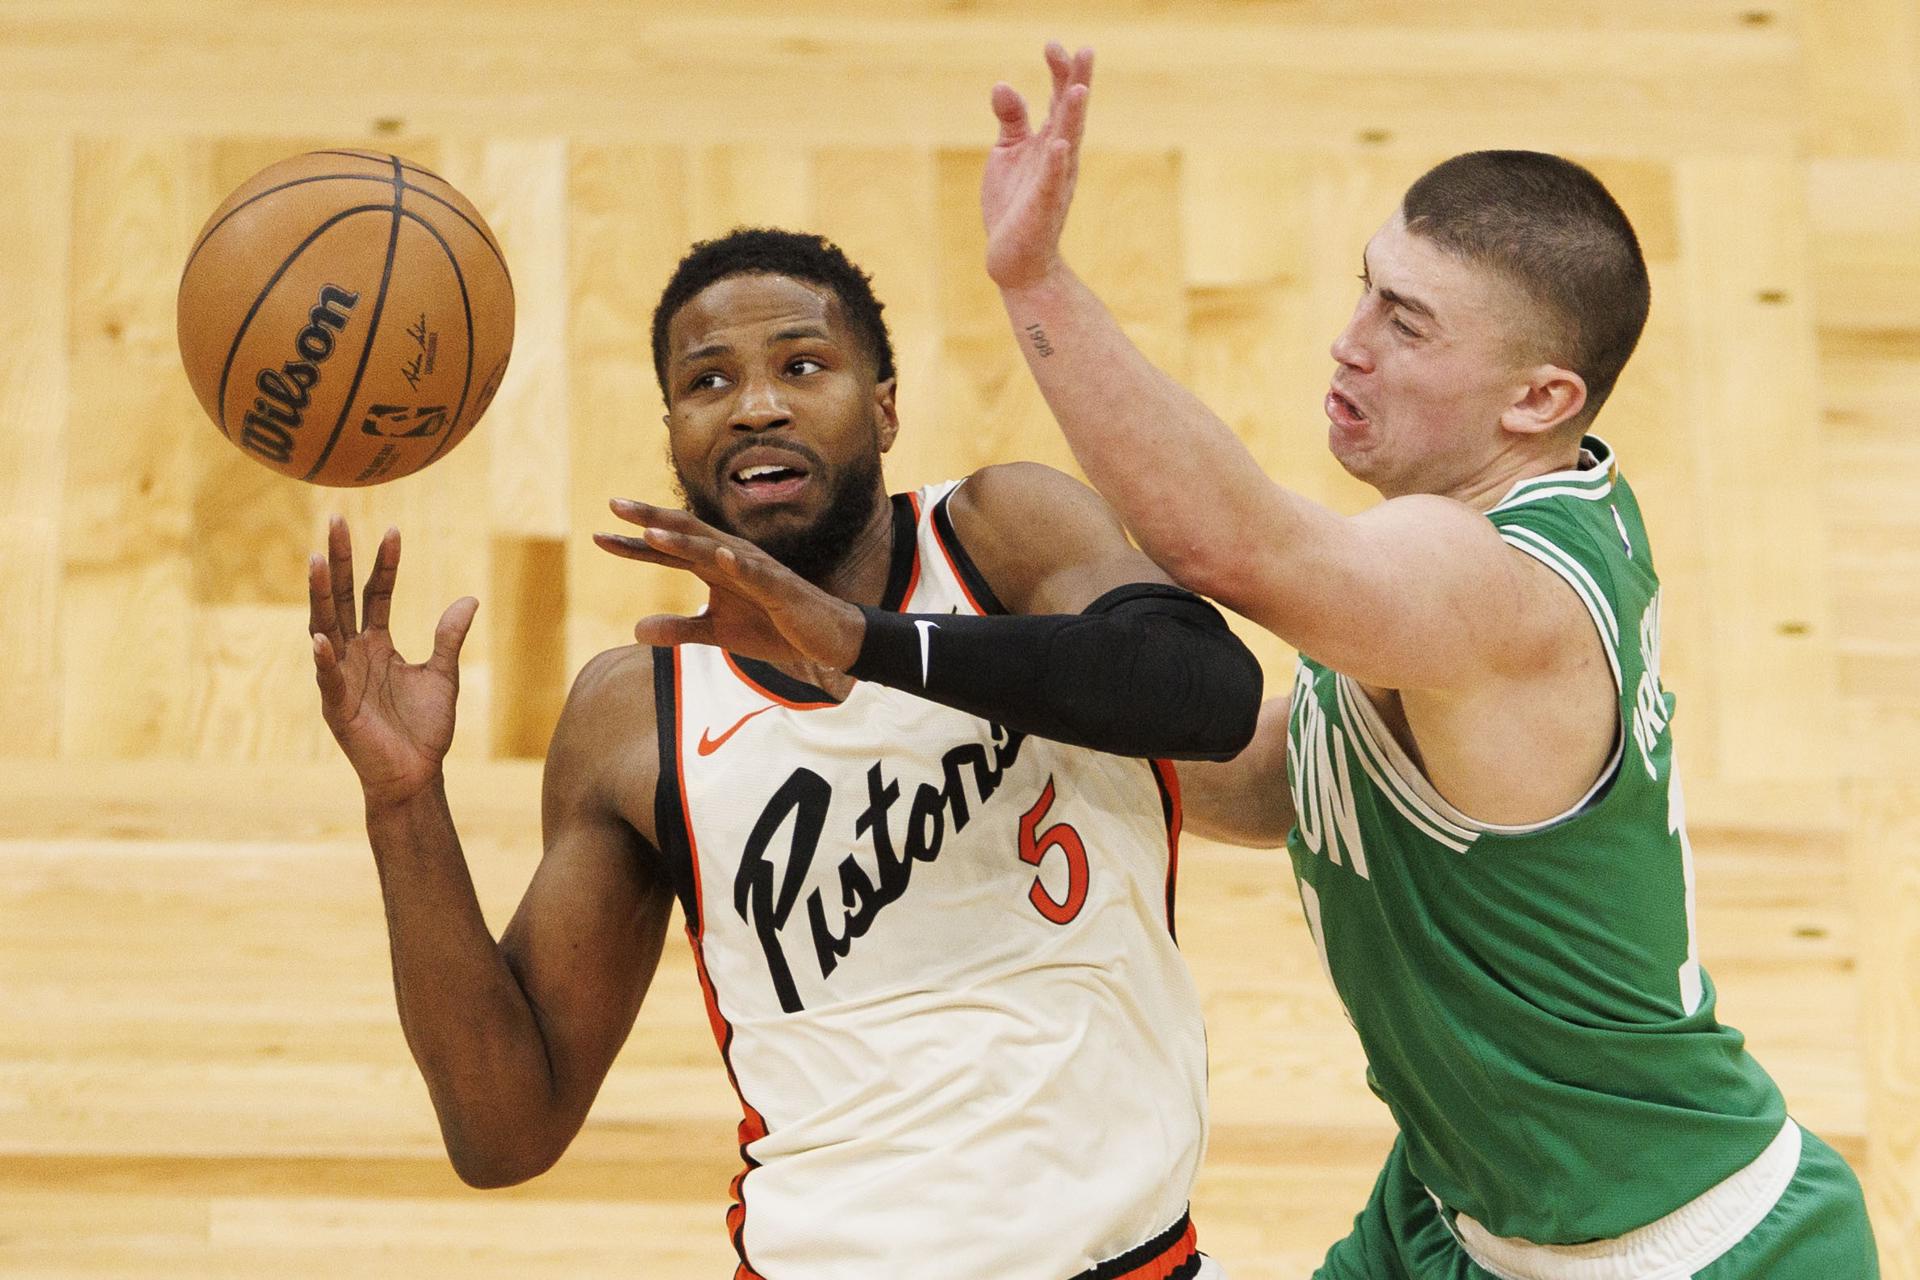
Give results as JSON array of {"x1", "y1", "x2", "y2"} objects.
[
  {"x1": 982, "y1": 43, "x2": 1093, "y2": 289},
  {"x1": 308, "y1": 518, "x2": 478, "y2": 807}
]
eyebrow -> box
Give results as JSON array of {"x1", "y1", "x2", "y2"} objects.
[
  {"x1": 1360, "y1": 251, "x2": 1438, "y2": 322},
  {"x1": 675, "y1": 326, "x2": 835, "y2": 367}
]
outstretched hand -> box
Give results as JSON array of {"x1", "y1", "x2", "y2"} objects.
[
  {"x1": 308, "y1": 517, "x2": 478, "y2": 807},
  {"x1": 982, "y1": 41, "x2": 1094, "y2": 290},
  {"x1": 595, "y1": 500, "x2": 865, "y2": 692}
]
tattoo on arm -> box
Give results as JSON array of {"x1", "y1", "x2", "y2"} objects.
[{"x1": 1024, "y1": 323, "x2": 1054, "y2": 358}]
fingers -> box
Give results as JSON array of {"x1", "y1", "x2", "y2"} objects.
[
  {"x1": 327, "y1": 515, "x2": 358, "y2": 638},
  {"x1": 592, "y1": 531, "x2": 685, "y2": 568},
  {"x1": 1039, "y1": 136, "x2": 1074, "y2": 210},
  {"x1": 991, "y1": 82, "x2": 1031, "y2": 144},
  {"x1": 609, "y1": 497, "x2": 726, "y2": 539},
  {"x1": 428, "y1": 596, "x2": 479, "y2": 676},
  {"x1": 1045, "y1": 40, "x2": 1070, "y2": 99},
  {"x1": 1059, "y1": 80, "x2": 1090, "y2": 151},
  {"x1": 311, "y1": 631, "x2": 347, "y2": 713},
  {"x1": 1041, "y1": 42, "x2": 1093, "y2": 140},
  {"x1": 1072, "y1": 45, "x2": 1094, "y2": 92},
  {"x1": 633, "y1": 613, "x2": 719, "y2": 648},
  {"x1": 308, "y1": 552, "x2": 342, "y2": 648},
  {"x1": 361, "y1": 526, "x2": 400, "y2": 632}
]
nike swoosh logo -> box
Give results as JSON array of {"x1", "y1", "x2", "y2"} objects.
[
  {"x1": 914, "y1": 619, "x2": 937, "y2": 686},
  {"x1": 697, "y1": 702, "x2": 778, "y2": 756}
]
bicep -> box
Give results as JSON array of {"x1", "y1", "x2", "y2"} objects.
[
  {"x1": 1225, "y1": 496, "x2": 1562, "y2": 692},
  {"x1": 499, "y1": 647, "x2": 675, "y2": 1123},
  {"x1": 498, "y1": 813, "x2": 674, "y2": 1121}
]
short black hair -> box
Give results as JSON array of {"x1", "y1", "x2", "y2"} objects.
[
  {"x1": 650, "y1": 227, "x2": 896, "y2": 396},
  {"x1": 1401, "y1": 151, "x2": 1650, "y2": 425}
]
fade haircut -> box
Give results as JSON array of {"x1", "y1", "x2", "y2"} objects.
[
  {"x1": 650, "y1": 227, "x2": 896, "y2": 397},
  {"x1": 1401, "y1": 151, "x2": 1650, "y2": 425}
]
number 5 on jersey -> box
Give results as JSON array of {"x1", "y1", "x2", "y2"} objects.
[{"x1": 1019, "y1": 775, "x2": 1088, "y2": 924}]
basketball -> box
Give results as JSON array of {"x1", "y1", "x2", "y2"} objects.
[{"x1": 177, "y1": 150, "x2": 514, "y2": 487}]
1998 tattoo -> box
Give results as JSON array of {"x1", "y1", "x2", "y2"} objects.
[{"x1": 1024, "y1": 323, "x2": 1054, "y2": 358}]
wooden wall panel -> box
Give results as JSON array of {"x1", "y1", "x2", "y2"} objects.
[
  {"x1": 0, "y1": 136, "x2": 70, "y2": 757},
  {"x1": 1, "y1": 2, "x2": 1914, "y2": 1275}
]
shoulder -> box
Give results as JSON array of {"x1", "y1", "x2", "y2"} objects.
[
  {"x1": 543, "y1": 644, "x2": 663, "y2": 846},
  {"x1": 948, "y1": 460, "x2": 1123, "y2": 528},
  {"x1": 946, "y1": 463, "x2": 1161, "y2": 615},
  {"x1": 1363, "y1": 494, "x2": 1599, "y2": 679},
  {"x1": 566, "y1": 644, "x2": 659, "y2": 724},
  {"x1": 947, "y1": 460, "x2": 1132, "y2": 561},
  {"x1": 547, "y1": 646, "x2": 660, "y2": 782}
]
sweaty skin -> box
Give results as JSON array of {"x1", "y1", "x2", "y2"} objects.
[{"x1": 980, "y1": 43, "x2": 1614, "y2": 837}]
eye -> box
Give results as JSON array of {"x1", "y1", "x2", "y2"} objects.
[
  {"x1": 787, "y1": 356, "x2": 825, "y2": 376},
  {"x1": 1390, "y1": 316, "x2": 1421, "y2": 338},
  {"x1": 1356, "y1": 272, "x2": 1371, "y2": 292},
  {"x1": 688, "y1": 370, "x2": 728, "y2": 392}
]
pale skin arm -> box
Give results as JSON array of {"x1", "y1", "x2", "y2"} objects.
[
  {"x1": 981, "y1": 47, "x2": 1573, "y2": 695},
  {"x1": 310, "y1": 522, "x2": 673, "y2": 1189}
]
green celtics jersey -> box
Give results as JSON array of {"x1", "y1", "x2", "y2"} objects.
[{"x1": 1285, "y1": 437, "x2": 1785, "y2": 1245}]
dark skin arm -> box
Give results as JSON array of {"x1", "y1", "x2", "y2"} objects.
[
  {"x1": 1174, "y1": 696, "x2": 1297, "y2": 848},
  {"x1": 595, "y1": 461, "x2": 1177, "y2": 661},
  {"x1": 310, "y1": 520, "x2": 674, "y2": 1189}
]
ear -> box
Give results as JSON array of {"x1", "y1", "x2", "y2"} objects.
[
  {"x1": 1499, "y1": 364, "x2": 1587, "y2": 438},
  {"x1": 873, "y1": 378, "x2": 900, "y2": 453}
]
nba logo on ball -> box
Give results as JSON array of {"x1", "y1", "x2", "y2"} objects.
[{"x1": 177, "y1": 150, "x2": 515, "y2": 487}]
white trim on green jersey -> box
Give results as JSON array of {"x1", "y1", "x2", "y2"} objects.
[
  {"x1": 1337, "y1": 668, "x2": 1625, "y2": 840},
  {"x1": 1450, "y1": 1119, "x2": 1801, "y2": 1280},
  {"x1": 1487, "y1": 436, "x2": 1617, "y2": 514},
  {"x1": 1331, "y1": 674, "x2": 1478, "y2": 853}
]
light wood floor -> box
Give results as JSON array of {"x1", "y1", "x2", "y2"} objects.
[{"x1": 1, "y1": 2, "x2": 1916, "y2": 1276}]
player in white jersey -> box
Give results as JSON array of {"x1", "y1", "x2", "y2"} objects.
[{"x1": 306, "y1": 227, "x2": 1258, "y2": 1278}]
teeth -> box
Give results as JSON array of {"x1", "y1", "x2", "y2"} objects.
[{"x1": 735, "y1": 464, "x2": 797, "y2": 482}]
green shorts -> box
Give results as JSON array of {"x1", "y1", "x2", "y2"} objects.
[{"x1": 1314, "y1": 1123, "x2": 1877, "y2": 1280}]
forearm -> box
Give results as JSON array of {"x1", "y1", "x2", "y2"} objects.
[
  {"x1": 849, "y1": 584, "x2": 1261, "y2": 760},
  {"x1": 1174, "y1": 696, "x2": 1297, "y2": 847},
  {"x1": 364, "y1": 779, "x2": 565, "y2": 1184},
  {"x1": 999, "y1": 263, "x2": 1325, "y2": 597}
]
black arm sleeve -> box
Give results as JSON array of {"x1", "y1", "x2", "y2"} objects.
[{"x1": 846, "y1": 583, "x2": 1262, "y2": 761}]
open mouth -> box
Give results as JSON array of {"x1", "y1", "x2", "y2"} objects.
[
  {"x1": 726, "y1": 451, "x2": 814, "y2": 504},
  {"x1": 1325, "y1": 388, "x2": 1370, "y2": 432}
]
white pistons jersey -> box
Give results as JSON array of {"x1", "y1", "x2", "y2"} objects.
[{"x1": 651, "y1": 481, "x2": 1210, "y2": 1280}]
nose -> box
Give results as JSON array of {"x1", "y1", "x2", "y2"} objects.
[
  {"x1": 731, "y1": 374, "x2": 791, "y2": 431},
  {"x1": 1329, "y1": 306, "x2": 1372, "y2": 373}
]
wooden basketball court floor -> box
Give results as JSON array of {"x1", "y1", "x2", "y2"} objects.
[{"x1": 0, "y1": 2, "x2": 1915, "y2": 1275}]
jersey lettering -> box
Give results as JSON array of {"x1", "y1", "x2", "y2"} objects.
[
  {"x1": 1288, "y1": 668, "x2": 1370, "y2": 880},
  {"x1": 736, "y1": 725, "x2": 1027, "y2": 1012},
  {"x1": 1631, "y1": 589, "x2": 1669, "y2": 779}
]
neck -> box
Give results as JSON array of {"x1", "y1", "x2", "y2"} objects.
[
  {"x1": 1428, "y1": 432, "x2": 1586, "y2": 512},
  {"x1": 810, "y1": 486, "x2": 898, "y2": 607}
]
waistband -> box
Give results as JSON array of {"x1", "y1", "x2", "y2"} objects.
[
  {"x1": 1440, "y1": 1119, "x2": 1802, "y2": 1280},
  {"x1": 1073, "y1": 1210, "x2": 1201, "y2": 1280}
]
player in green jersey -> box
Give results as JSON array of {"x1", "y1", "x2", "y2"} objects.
[{"x1": 978, "y1": 44, "x2": 1879, "y2": 1278}]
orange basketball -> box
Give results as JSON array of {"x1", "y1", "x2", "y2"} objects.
[{"x1": 177, "y1": 150, "x2": 515, "y2": 487}]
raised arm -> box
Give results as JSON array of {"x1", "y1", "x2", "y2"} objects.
[
  {"x1": 596, "y1": 464, "x2": 1262, "y2": 761},
  {"x1": 310, "y1": 521, "x2": 673, "y2": 1188},
  {"x1": 980, "y1": 47, "x2": 1573, "y2": 695}
]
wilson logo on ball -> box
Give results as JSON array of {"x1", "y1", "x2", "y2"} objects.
[{"x1": 240, "y1": 284, "x2": 361, "y2": 464}]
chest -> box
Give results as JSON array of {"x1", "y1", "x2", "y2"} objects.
[{"x1": 668, "y1": 647, "x2": 1174, "y2": 1015}]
